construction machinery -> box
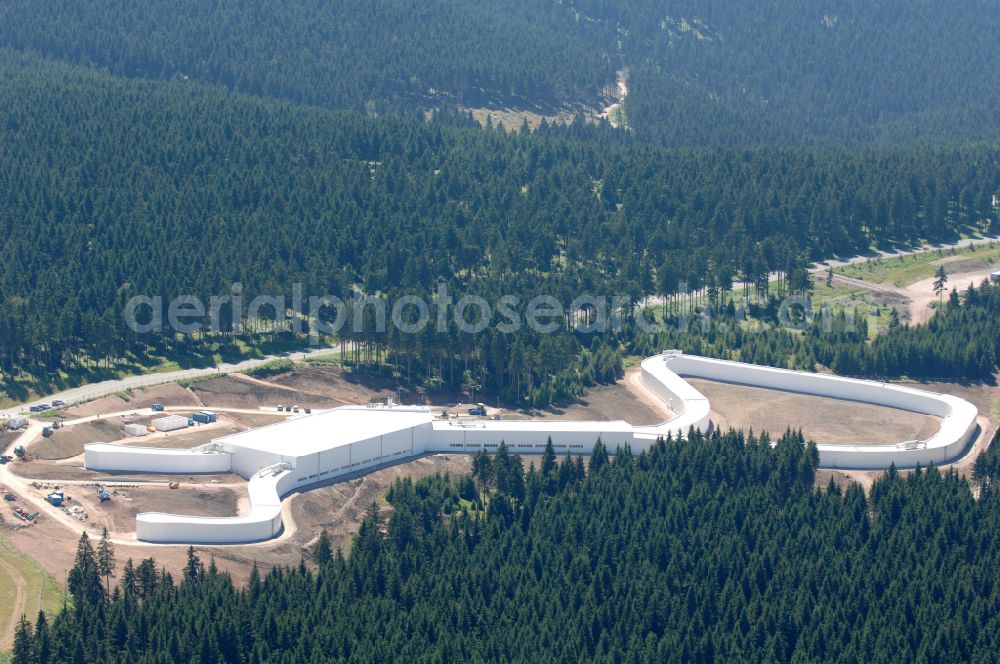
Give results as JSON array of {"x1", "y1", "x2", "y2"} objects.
[{"x1": 98, "y1": 489, "x2": 112, "y2": 503}]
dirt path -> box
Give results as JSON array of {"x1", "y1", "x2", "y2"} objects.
[
  {"x1": 906, "y1": 268, "x2": 998, "y2": 323},
  {"x1": 820, "y1": 266, "x2": 997, "y2": 323},
  {"x1": 0, "y1": 554, "x2": 27, "y2": 648},
  {"x1": 599, "y1": 69, "x2": 628, "y2": 127},
  {"x1": 827, "y1": 273, "x2": 908, "y2": 297}
]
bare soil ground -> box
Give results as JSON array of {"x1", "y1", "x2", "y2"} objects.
[
  {"x1": 503, "y1": 378, "x2": 667, "y2": 426},
  {"x1": 907, "y1": 267, "x2": 999, "y2": 323},
  {"x1": 31, "y1": 420, "x2": 124, "y2": 460},
  {"x1": 266, "y1": 365, "x2": 399, "y2": 405},
  {"x1": 192, "y1": 375, "x2": 340, "y2": 410},
  {"x1": 687, "y1": 378, "x2": 941, "y2": 444},
  {"x1": 65, "y1": 382, "x2": 201, "y2": 417},
  {"x1": 125, "y1": 428, "x2": 231, "y2": 450},
  {"x1": 277, "y1": 454, "x2": 474, "y2": 559},
  {"x1": 79, "y1": 485, "x2": 241, "y2": 533},
  {"x1": 0, "y1": 430, "x2": 19, "y2": 453},
  {"x1": 222, "y1": 412, "x2": 287, "y2": 429},
  {"x1": 3, "y1": 453, "x2": 472, "y2": 591}
]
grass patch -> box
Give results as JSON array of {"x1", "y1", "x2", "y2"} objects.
[
  {"x1": 622, "y1": 355, "x2": 642, "y2": 369},
  {"x1": 243, "y1": 358, "x2": 295, "y2": 378},
  {"x1": 0, "y1": 533, "x2": 64, "y2": 648},
  {"x1": 838, "y1": 242, "x2": 1000, "y2": 287}
]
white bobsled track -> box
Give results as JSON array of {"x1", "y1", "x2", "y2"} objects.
[{"x1": 84, "y1": 351, "x2": 979, "y2": 544}]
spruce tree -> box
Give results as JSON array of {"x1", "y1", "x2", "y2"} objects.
[
  {"x1": 313, "y1": 529, "x2": 333, "y2": 566},
  {"x1": 67, "y1": 532, "x2": 103, "y2": 606},
  {"x1": 96, "y1": 527, "x2": 116, "y2": 593},
  {"x1": 11, "y1": 615, "x2": 32, "y2": 664}
]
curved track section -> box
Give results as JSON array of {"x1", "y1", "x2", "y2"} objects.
[
  {"x1": 651, "y1": 352, "x2": 979, "y2": 469},
  {"x1": 83, "y1": 351, "x2": 979, "y2": 543},
  {"x1": 136, "y1": 467, "x2": 294, "y2": 543}
]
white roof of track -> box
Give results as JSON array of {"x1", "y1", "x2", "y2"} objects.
[{"x1": 212, "y1": 405, "x2": 434, "y2": 456}]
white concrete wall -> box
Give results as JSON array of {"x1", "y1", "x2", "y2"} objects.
[
  {"x1": 657, "y1": 352, "x2": 979, "y2": 469},
  {"x1": 136, "y1": 468, "x2": 296, "y2": 543},
  {"x1": 427, "y1": 421, "x2": 633, "y2": 454},
  {"x1": 85, "y1": 443, "x2": 232, "y2": 474},
  {"x1": 633, "y1": 352, "x2": 712, "y2": 440},
  {"x1": 225, "y1": 445, "x2": 284, "y2": 479}
]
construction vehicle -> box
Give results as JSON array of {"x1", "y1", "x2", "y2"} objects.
[
  {"x1": 42, "y1": 427, "x2": 52, "y2": 437},
  {"x1": 98, "y1": 489, "x2": 111, "y2": 503},
  {"x1": 51, "y1": 420, "x2": 63, "y2": 429},
  {"x1": 4, "y1": 492, "x2": 16, "y2": 501},
  {"x1": 151, "y1": 403, "x2": 164, "y2": 412}
]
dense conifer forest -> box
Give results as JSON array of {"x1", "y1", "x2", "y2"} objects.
[
  {"x1": 0, "y1": 0, "x2": 612, "y2": 113},
  {"x1": 1, "y1": 50, "x2": 998, "y2": 404},
  {"x1": 3, "y1": 0, "x2": 999, "y2": 144},
  {"x1": 11, "y1": 431, "x2": 1000, "y2": 662}
]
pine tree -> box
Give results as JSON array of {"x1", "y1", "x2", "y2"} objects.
[
  {"x1": 11, "y1": 615, "x2": 32, "y2": 664},
  {"x1": 314, "y1": 529, "x2": 333, "y2": 566},
  {"x1": 97, "y1": 527, "x2": 116, "y2": 593},
  {"x1": 67, "y1": 532, "x2": 104, "y2": 606},
  {"x1": 933, "y1": 265, "x2": 949, "y2": 301},
  {"x1": 184, "y1": 546, "x2": 203, "y2": 583},
  {"x1": 590, "y1": 438, "x2": 609, "y2": 473},
  {"x1": 541, "y1": 437, "x2": 557, "y2": 478},
  {"x1": 32, "y1": 610, "x2": 50, "y2": 664}
]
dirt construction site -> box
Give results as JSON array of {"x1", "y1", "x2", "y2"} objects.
[{"x1": 0, "y1": 360, "x2": 997, "y2": 648}]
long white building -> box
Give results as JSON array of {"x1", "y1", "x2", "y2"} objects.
[{"x1": 84, "y1": 351, "x2": 980, "y2": 544}]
